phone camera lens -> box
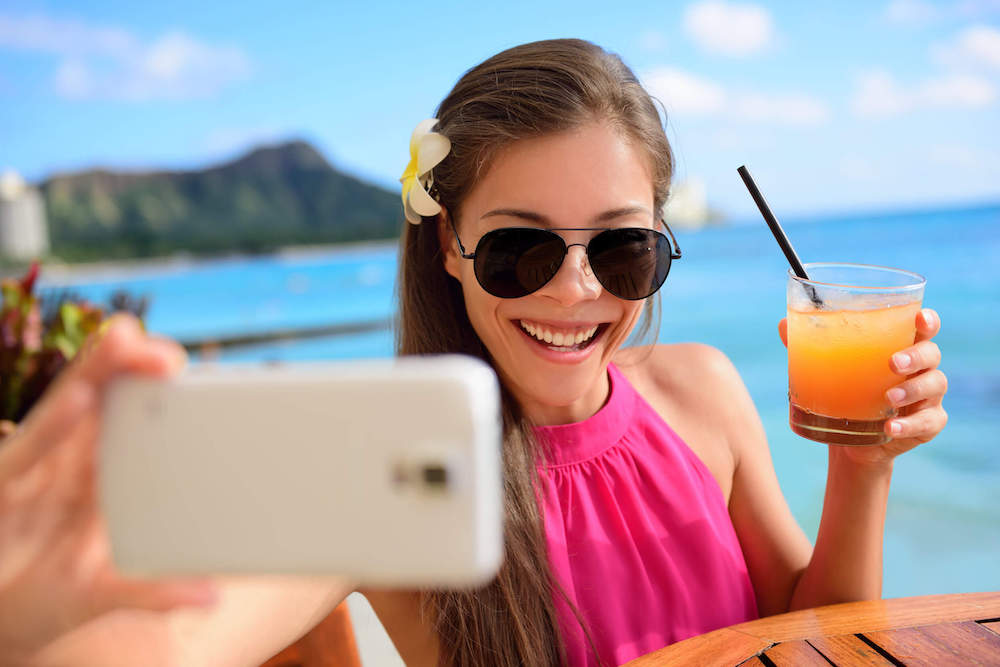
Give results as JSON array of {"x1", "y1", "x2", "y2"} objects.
[{"x1": 421, "y1": 464, "x2": 449, "y2": 489}]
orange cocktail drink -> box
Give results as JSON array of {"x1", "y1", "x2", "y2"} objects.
[{"x1": 787, "y1": 263, "x2": 925, "y2": 445}]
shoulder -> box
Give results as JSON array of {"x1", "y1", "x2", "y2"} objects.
[
  {"x1": 613, "y1": 343, "x2": 762, "y2": 475},
  {"x1": 614, "y1": 342, "x2": 744, "y2": 406}
]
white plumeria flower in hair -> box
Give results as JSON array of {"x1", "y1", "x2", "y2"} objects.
[{"x1": 399, "y1": 118, "x2": 451, "y2": 224}]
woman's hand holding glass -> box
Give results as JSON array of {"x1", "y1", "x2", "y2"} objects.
[
  {"x1": 779, "y1": 308, "x2": 948, "y2": 465},
  {"x1": 0, "y1": 316, "x2": 218, "y2": 661}
]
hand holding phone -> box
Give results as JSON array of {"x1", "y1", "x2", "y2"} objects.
[
  {"x1": 98, "y1": 355, "x2": 503, "y2": 587},
  {"x1": 0, "y1": 317, "x2": 218, "y2": 661}
]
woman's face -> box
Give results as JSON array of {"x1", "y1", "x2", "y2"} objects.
[{"x1": 441, "y1": 121, "x2": 656, "y2": 425}]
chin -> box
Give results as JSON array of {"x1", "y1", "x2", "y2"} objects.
[{"x1": 499, "y1": 354, "x2": 611, "y2": 423}]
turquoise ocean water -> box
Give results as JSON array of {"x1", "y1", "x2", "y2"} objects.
[{"x1": 43, "y1": 202, "x2": 1000, "y2": 598}]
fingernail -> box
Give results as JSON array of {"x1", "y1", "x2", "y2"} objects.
[
  {"x1": 887, "y1": 387, "x2": 906, "y2": 405},
  {"x1": 893, "y1": 352, "x2": 911, "y2": 371},
  {"x1": 889, "y1": 421, "x2": 903, "y2": 435},
  {"x1": 922, "y1": 309, "x2": 936, "y2": 328}
]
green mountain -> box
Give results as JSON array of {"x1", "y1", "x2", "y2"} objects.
[{"x1": 40, "y1": 141, "x2": 403, "y2": 261}]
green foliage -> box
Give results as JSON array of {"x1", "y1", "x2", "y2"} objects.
[
  {"x1": 41, "y1": 141, "x2": 404, "y2": 262},
  {"x1": 0, "y1": 263, "x2": 145, "y2": 424}
]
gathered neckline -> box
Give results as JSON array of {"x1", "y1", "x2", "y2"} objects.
[{"x1": 534, "y1": 363, "x2": 636, "y2": 468}]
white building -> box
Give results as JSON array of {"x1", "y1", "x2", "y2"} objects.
[
  {"x1": 0, "y1": 171, "x2": 49, "y2": 262},
  {"x1": 663, "y1": 178, "x2": 709, "y2": 230}
]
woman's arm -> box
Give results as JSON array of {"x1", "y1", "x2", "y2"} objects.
[
  {"x1": 729, "y1": 308, "x2": 947, "y2": 615},
  {"x1": 0, "y1": 317, "x2": 218, "y2": 663},
  {"x1": 30, "y1": 577, "x2": 352, "y2": 667},
  {"x1": 784, "y1": 308, "x2": 947, "y2": 610},
  {"x1": 0, "y1": 316, "x2": 355, "y2": 666}
]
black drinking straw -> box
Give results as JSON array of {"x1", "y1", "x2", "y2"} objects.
[{"x1": 737, "y1": 165, "x2": 823, "y2": 306}]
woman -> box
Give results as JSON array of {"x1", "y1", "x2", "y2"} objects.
[{"x1": 1, "y1": 39, "x2": 947, "y2": 667}]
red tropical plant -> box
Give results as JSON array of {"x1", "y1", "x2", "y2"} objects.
[{"x1": 0, "y1": 262, "x2": 147, "y2": 436}]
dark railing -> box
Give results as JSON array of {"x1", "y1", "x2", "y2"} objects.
[{"x1": 177, "y1": 317, "x2": 392, "y2": 353}]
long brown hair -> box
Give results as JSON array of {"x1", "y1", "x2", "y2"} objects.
[{"x1": 395, "y1": 38, "x2": 674, "y2": 666}]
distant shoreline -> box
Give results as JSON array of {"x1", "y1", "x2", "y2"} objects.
[
  {"x1": 5, "y1": 237, "x2": 401, "y2": 285},
  {"x1": 5, "y1": 197, "x2": 997, "y2": 284}
]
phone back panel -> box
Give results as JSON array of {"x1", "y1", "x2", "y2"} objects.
[{"x1": 98, "y1": 355, "x2": 503, "y2": 587}]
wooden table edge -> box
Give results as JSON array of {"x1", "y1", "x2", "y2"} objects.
[
  {"x1": 729, "y1": 591, "x2": 1000, "y2": 643},
  {"x1": 624, "y1": 591, "x2": 1000, "y2": 666}
]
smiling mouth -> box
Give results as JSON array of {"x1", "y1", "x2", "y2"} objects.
[{"x1": 518, "y1": 319, "x2": 606, "y2": 352}]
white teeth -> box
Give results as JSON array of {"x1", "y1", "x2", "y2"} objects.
[{"x1": 519, "y1": 321, "x2": 601, "y2": 348}]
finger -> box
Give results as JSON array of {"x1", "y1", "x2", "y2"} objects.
[
  {"x1": 778, "y1": 318, "x2": 788, "y2": 348},
  {"x1": 70, "y1": 314, "x2": 185, "y2": 387},
  {"x1": 891, "y1": 340, "x2": 941, "y2": 375},
  {"x1": 886, "y1": 405, "x2": 948, "y2": 440},
  {"x1": 886, "y1": 369, "x2": 948, "y2": 409},
  {"x1": 0, "y1": 379, "x2": 94, "y2": 481},
  {"x1": 92, "y1": 575, "x2": 220, "y2": 617},
  {"x1": 914, "y1": 308, "x2": 940, "y2": 343},
  {"x1": 72, "y1": 513, "x2": 218, "y2": 617},
  {"x1": 0, "y1": 317, "x2": 184, "y2": 480}
]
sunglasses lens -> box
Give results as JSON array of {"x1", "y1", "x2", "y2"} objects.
[
  {"x1": 474, "y1": 228, "x2": 566, "y2": 298},
  {"x1": 588, "y1": 228, "x2": 672, "y2": 300}
]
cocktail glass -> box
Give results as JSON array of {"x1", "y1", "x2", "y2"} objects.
[{"x1": 787, "y1": 263, "x2": 925, "y2": 445}]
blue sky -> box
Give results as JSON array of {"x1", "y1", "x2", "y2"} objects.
[{"x1": 1, "y1": 0, "x2": 998, "y2": 219}]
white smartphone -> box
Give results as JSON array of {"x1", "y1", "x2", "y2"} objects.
[{"x1": 97, "y1": 355, "x2": 503, "y2": 587}]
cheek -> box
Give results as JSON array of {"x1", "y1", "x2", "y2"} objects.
[
  {"x1": 458, "y1": 274, "x2": 504, "y2": 341},
  {"x1": 608, "y1": 300, "x2": 647, "y2": 344}
]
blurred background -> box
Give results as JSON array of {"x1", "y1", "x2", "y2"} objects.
[{"x1": 1, "y1": 0, "x2": 998, "y2": 663}]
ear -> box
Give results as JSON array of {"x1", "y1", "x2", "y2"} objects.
[{"x1": 436, "y1": 207, "x2": 463, "y2": 280}]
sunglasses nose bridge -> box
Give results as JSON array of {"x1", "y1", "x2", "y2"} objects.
[
  {"x1": 535, "y1": 241, "x2": 602, "y2": 303},
  {"x1": 563, "y1": 242, "x2": 592, "y2": 274}
]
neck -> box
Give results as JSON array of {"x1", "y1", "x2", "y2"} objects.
[{"x1": 515, "y1": 367, "x2": 612, "y2": 426}]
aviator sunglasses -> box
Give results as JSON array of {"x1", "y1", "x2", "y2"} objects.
[{"x1": 450, "y1": 219, "x2": 682, "y2": 300}]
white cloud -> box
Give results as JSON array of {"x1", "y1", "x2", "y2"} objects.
[
  {"x1": 639, "y1": 30, "x2": 667, "y2": 52},
  {"x1": 921, "y1": 72, "x2": 997, "y2": 106},
  {"x1": 954, "y1": 0, "x2": 1000, "y2": 18},
  {"x1": 884, "y1": 0, "x2": 939, "y2": 25},
  {"x1": 53, "y1": 58, "x2": 95, "y2": 98},
  {"x1": 0, "y1": 12, "x2": 250, "y2": 101},
  {"x1": 885, "y1": 0, "x2": 1000, "y2": 24},
  {"x1": 643, "y1": 66, "x2": 829, "y2": 125},
  {"x1": 202, "y1": 125, "x2": 292, "y2": 157},
  {"x1": 644, "y1": 67, "x2": 726, "y2": 114},
  {"x1": 851, "y1": 69, "x2": 997, "y2": 116},
  {"x1": 0, "y1": 13, "x2": 135, "y2": 55},
  {"x1": 838, "y1": 156, "x2": 881, "y2": 184},
  {"x1": 735, "y1": 93, "x2": 831, "y2": 124},
  {"x1": 851, "y1": 71, "x2": 910, "y2": 116},
  {"x1": 933, "y1": 24, "x2": 1000, "y2": 71},
  {"x1": 927, "y1": 143, "x2": 998, "y2": 169},
  {"x1": 682, "y1": 1, "x2": 775, "y2": 57}
]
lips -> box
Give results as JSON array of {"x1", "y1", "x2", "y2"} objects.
[{"x1": 518, "y1": 319, "x2": 604, "y2": 351}]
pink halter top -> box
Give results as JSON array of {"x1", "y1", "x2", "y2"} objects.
[{"x1": 535, "y1": 363, "x2": 758, "y2": 666}]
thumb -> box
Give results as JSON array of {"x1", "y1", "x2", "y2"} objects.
[
  {"x1": 91, "y1": 574, "x2": 220, "y2": 617},
  {"x1": 778, "y1": 318, "x2": 788, "y2": 348}
]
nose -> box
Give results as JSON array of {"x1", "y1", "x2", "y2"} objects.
[{"x1": 535, "y1": 243, "x2": 602, "y2": 305}]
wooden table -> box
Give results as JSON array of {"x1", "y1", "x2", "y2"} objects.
[{"x1": 626, "y1": 592, "x2": 1000, "y2": 666}]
